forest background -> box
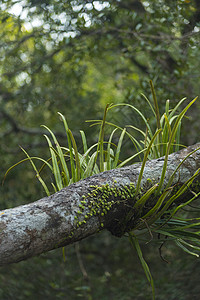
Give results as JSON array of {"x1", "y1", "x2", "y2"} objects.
[{"x1": 0, "y1": 0, "x2": 200, "y2": 299}]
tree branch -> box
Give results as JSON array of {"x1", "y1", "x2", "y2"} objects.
[
  {"x1": 0, "y1": 109, "x2": 71, "y2": 139},
  {"x1": 0, "y1": 143, "x2": 200, "y2": 266}
]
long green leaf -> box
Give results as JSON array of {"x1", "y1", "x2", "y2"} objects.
[
  {"x1": 83, "y1": 152, "x2": 99, "y2": 178},
  {"x1": 135, "y1": 129, "x2": 162, "y2": 195},
  {"x1": 113, "y1": 128, "x2": 126, "y2": 169},
  {"x1": 20, "y1": 147, "x2": 50, "y2": 196},
  {"x1": 134, "y1": 183, "x2": 158, "y2": 210},
  {"x1": 149, "y1": 169, "x2": 200, "y2": 225},
  {"x1": 80, "y1": 130, "x2": 88, "y2": 153},
  {"x1": 108, "y1": 103, "x2": 153, "y2": 138},
  {"x1": 58, "y1": 112, "x2": 76, "y2": 182},
  {"x1": 167, "y1": 191, "x2": 200, "y2": 223},
  {"x1": 175, "y1": 240, "x2": 199, "y2": 257},
  {"x1": 141, "y1": 92, "x2": 156, "y2": 117},
  {"x1": 166, "y1": 146, "x2": 200, "y2": 190},
  {"x1": 156, "y1": 96, "x2": 198, "y2": 195},
  {"x1": 3, "y1": 157, "x2": 53, "y2": 185},
  {"x1": 42, "y1": 125, "x2": 70, "y2": 186},
  {"x1": 168, "y1": 97, "x2": 187, "y2": 119},
  {"x1": 69, "y1": 129, "x2": 81, "y2": 182},
  {"x1": 106, "y1": 128, "x2": 118, "y2": 170},
  {"x1": 117, "y1": 148, "x2": 147, "y2": 168},
  {"x1": 129, "y1": 233, "x2": 155, "y2": 300},
  {"x1": 140, "y1": 187, "x2": 173, "y2": 221},
  {"x1": 99, "y1": 104, "x2": 109, "y2": 172},
  {"x1": 44, "y1": 135, "x2": 63, "y2": 191}
]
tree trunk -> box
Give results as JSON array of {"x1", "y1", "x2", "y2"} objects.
[{"x1": 0, "y1": 143, "x2": 200, "y2": 266}]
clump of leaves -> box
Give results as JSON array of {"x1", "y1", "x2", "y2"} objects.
[
  {"x1": 87, "y1": 82, "x2": 199, "y2": 300},
  {"x1": 4, "y1": 107, "x2": 135, "y2": 195},
  {"x1": 4, "y1": 82, "x2": 200, "y2": 300}
]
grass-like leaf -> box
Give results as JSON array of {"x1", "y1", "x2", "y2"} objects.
[
  {"x1": 42, "y1": 125, "x2": 70, "y2": 186},
  {"x1": 106, "y1": 128, "x2": 117, "y2": 170},
  {"x1": 43, "y1": 135, "x2": 63, "y2": 191},
  {"x1": 156, "y1": 96, "x2": 198, "y2": 195},
  {"x1": 135, "y1": 129, "x2": 162, "y2": 196},
  {"x1": 3, "y1": 156, "x2": 53, "y2": 186},
  {"x1": 113, "y1": 128, "x2": 126, "y2": 169},
  {"x1": 58, "y1": 112, "x2": 76, "y2": 183},
  {"x1": 68, "y1": 129, "x2": 81, "y2": 182},
  {"x1": 129, "y1": 233, "x2": 155, "y2": 300},
  {"x1": 99, "y1": 104, "x2": 110, "y2": 172},
  {"x1": 20, "y1": 147, "x2": 50, "y2": 196}
]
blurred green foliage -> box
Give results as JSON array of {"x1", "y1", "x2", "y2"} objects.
[{"x1": 1, "y1": 0, "x2": 200, "y2": 299}]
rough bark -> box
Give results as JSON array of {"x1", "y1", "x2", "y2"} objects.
[{"x1": 0, "y1": 143, "x2": 200, "y2": 266}]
